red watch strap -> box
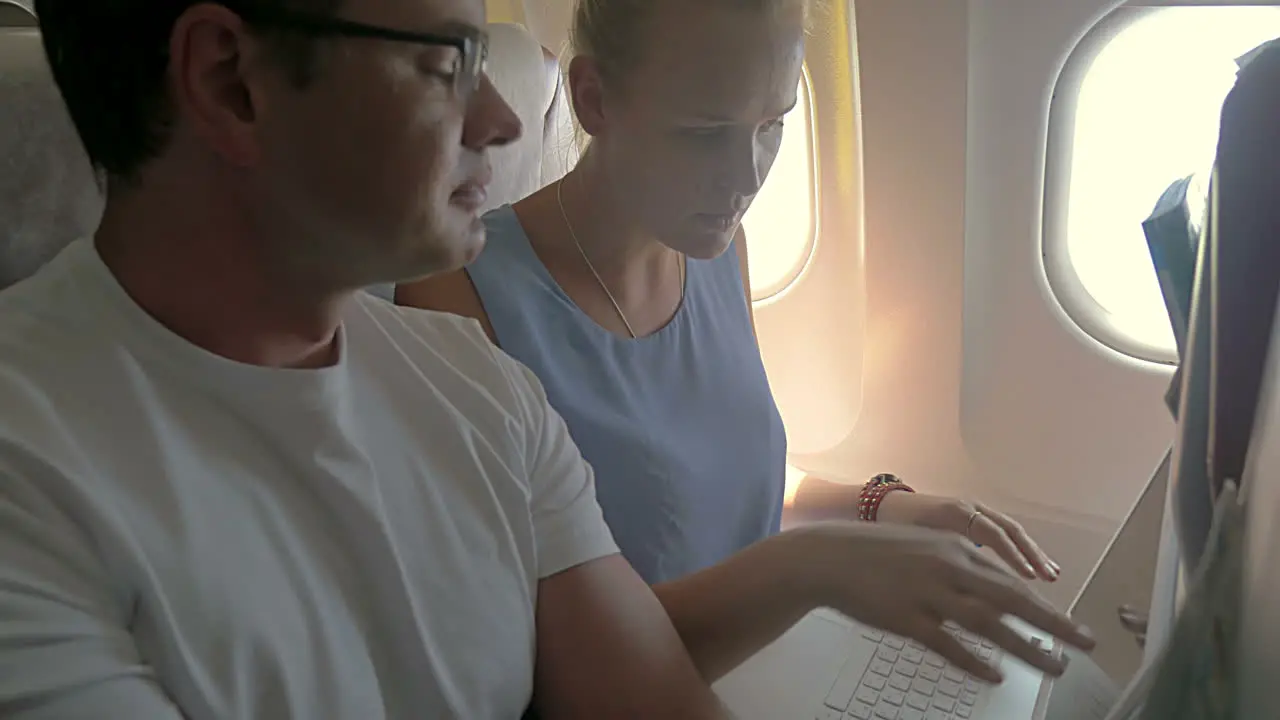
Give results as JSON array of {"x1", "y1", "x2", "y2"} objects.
[{"x1": 857, "y1": 475, "x2": 915, "y2": 521}]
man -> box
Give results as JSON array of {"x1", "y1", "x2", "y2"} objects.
[{"x1": 0, "y1": 0, "x2": 732, "y2": 717}]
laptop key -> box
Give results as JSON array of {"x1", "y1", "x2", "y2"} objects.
[
  {"x1": 848, "y1": 700, "x2": 875, "y2": 719},
  {"x1": 885, "y1": 637, "x2": 906, "y2": 650},
  {"x1": 897, "y1": 709, "x2": 925, "y2": 720},
  {"x1": 873, "y1": 703, "x2": 899, "y2": 719},
  {"x1": 943, "y1": 667, "x2": 964, "y2": 682},
  {"x1": 865, "y1": 674, "x2": 887, "y2": 691},
  {"x1": 960, "y1": 690, "x2": 978, "y2": 706},
  {"x1": 924, "y1": 709, "x2": 948, "y2": 720},
  {"x1": 855, "y1": 687, "x2": 880, "y2": 707},
  {"x1": 870, "y1": 659, "x2": 894, "y2": 677},
  {"x1": 920, "y1": 666, "x2": 942, "y2": 683},
  {"x1": 893, "y1": 662, "x2": 917, "y2": 678},
  {"x1": 905, "y1": 692, "x2": 931, "y2": 711},
  {"x1": 888, "y1": 673, "x2": 911, "y2": 692},
  {"x1": 937, "y1": 679, "x2": 962, "y2": 697},
  {"x1": 932, "y1": 695, "x2": 956, "y2": 713},
  {"x1": 955, "y1": 705, "x2": 972, "y2": 718},
  {"x1": 910, "y1": 678, "x2": 934, "y2": 696},
  {"x1": 881, "y1": 689, "x2": 906, "y2": 706}
]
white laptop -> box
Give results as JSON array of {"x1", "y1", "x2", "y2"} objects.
[{"x1": 713, "y1": 607, "x2": 1120, "y2": 720}]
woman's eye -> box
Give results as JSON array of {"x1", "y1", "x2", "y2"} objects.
[
  {"x1": 682, "y1": 126, "x2": 726, "y2": 140},
  {"x1": 761, "y1": 117, "x2": 786, "y2": 133}
]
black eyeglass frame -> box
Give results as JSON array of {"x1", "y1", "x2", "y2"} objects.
[{"x1": 219, "y1": 2, "x2": 489, "y2": 96}]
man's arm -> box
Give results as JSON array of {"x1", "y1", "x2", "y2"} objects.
[
  {"x1": 0, "y1": 463, "x2": 184, "y2": 719},
  {"x1": 650, "y1": 532, "x2": 817, "y2": 683},
  {"x1": 532, "y1": 555, "x2": 735, "y2": 719}
]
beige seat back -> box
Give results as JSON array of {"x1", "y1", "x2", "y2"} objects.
[
  {"x1": 483, "y1": 22, "x2": 579, "y2": 212},
  {"x1": 0, "y1": 10, "x2": 104, "y2": 290}
]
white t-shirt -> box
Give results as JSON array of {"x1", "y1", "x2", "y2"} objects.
[{"x1": 0, "y1": 240, "x2": 619, "y2": 719}]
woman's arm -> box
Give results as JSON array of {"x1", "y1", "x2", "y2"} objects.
[{"x1": 652, "y1": 522, "x2": 1093, "y2": 686}]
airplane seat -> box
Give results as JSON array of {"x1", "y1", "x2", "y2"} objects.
[
  {"x1": 0, "y1": 21, "x2": 104, "y2": 292},
  {"x1": 483, "y1": 22, "x2": 579, "y2": 211},
  {"x1": 0, "y1": 1, "x2": 34, "y2": 27}
]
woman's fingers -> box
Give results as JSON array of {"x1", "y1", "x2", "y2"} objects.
[
  {"x1": 947, "y1": 556, "x2": 1096, "y2": 652},
  {"x1": 966, "y1": 513, "x2": 1037, "y2": 579},
  {"x1": 944, "y1": 594, "x2": 1068, "y2": 677},
  {"x1": 977, "y1": 503, "x2": 1060, "y2": 582},
  {"x1": 911, "y1": 622, "x2": 1003, "y2": 684}
]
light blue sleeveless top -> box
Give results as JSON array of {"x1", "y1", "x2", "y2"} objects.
[{"x1": 468, "y1": 205, "x2": 787, "y2": 584}]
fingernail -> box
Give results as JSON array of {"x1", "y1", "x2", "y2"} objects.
[{"x1": 1023, "y1": 563, "x2": 1036, "y2": 577}]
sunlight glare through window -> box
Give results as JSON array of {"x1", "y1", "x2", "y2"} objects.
[
  {"x1": 742, "y1": 69, "x2": 816, "y2": 302},
  {"x1": 1066, "y1": 7, "x2": 1280, "y2": 356}
]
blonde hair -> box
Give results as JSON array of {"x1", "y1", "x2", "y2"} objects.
[{"x1": 569, "y1": 0, "x2": 819, "y2": 85}]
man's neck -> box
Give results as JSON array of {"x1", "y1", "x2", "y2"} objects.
[{"x1": 94, "y1": 184, "x2": 347, "y2": 370}]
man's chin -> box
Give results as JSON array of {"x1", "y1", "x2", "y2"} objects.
[
  {"x1": 458, "y1": 217, "x2": 488, "y2": 264},
  {"x1": 430, "y1": 222, "x2": 487, "y2": 272}
]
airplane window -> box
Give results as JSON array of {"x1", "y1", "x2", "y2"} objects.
[
  {"x1": 743, "y1": 67, "x2": 816, "y2": 302},
  {"x1": 1057, "y1": 6, "x2": 1280, "y2": 361}
]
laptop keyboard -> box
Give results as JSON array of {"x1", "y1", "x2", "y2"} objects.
[{"x1": 813, "y1": 622, "x2": 999, "y2": 720}]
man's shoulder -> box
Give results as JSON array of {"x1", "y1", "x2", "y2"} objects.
[
  {"x1": 353, "y1": 290, "x2": 503, "y2": 367},
  {"x1": 0, "y1": 246, "x2": 97, "y2": 381},
  {"x1": 349, "y1": 291, "x2": 539, "y2": 409}
]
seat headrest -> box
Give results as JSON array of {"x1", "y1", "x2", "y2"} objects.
[
  {"x1": 483, "y1": 22, "x2": 579, "y2": 211},
  {"x1": 0, "y1": 26, "x2": 104, "y2": 290}
]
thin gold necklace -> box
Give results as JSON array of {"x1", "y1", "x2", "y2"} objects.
[{"x1": 555, "y1": 177, "x2": 684, "y2": 339}]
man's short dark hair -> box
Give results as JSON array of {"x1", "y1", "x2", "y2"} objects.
[{"x1": 33, "y1": 0, "x2": 339, "y2": 182}]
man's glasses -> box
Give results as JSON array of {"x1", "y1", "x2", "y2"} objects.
[{"x1": 222, "y1": 3, "x2": 489, "y2": 98}]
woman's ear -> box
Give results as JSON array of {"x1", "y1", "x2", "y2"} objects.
[{"x1": 567, "y1": 55, "x2": 607, "y2": 138}]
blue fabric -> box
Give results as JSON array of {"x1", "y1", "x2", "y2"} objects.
[{"x1": 468, "y1": 205, "x2": 787, "y2": 584}]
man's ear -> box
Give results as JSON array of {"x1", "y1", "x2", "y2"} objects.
[
  {"x1": 566, "y1": 55, "x2": 607, "y2": 138},
  {"x1": 168, "y1": 3, "x2": 262, "y2": 167}
]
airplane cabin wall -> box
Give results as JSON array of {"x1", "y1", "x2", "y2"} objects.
[
  {"x1": 489, "y1": 0, "x2": 1203, "y2": 609},
  {"x1": 964, "y1": 0, "x2": 1177, "y2": 604}
]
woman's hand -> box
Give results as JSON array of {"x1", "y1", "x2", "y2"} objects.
[
  {"x1": 1118, "y1": 604, "x2": 1148, "y2": 648},
  {"x1": 784, "y1": 521, "x2": 1094, "y2": 683},
  {"x1": 876, "y1": 492, "x2": 1060, "y2": 583}
]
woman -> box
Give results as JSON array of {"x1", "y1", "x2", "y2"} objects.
[{"x1": 399, "y1": 0, "x2": 1091, "y2": 683}]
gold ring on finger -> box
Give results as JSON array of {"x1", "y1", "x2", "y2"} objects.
[{"x1": 965, "y1": 509, "x2": 984, "y2": 546}]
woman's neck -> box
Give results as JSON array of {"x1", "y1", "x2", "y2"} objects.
[{"x1": 555, "y1": 160, "x2": 677, "y2": 286}]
